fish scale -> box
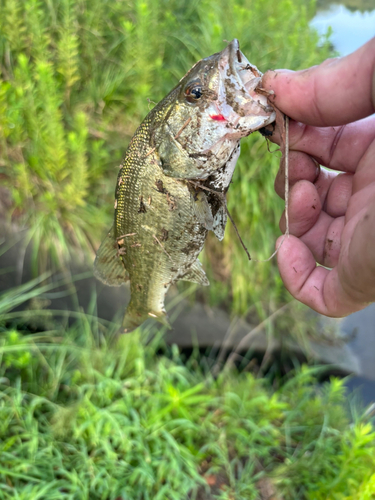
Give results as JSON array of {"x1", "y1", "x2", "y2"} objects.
[{"x1": 94, "y1": 39, "x2": 275, "y2": 332}]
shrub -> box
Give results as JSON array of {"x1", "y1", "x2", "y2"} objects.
[{"x1": 0, "y1": 0, "x2": 332, "y2": 311}]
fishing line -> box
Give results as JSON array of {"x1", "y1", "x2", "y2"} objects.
[{"x1": 253, "y1": 113, "x2": 289, "y2": 263}]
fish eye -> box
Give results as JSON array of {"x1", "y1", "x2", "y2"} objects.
[{"x1": 185, "y1": 81, "x2": 203, "y2": 103}]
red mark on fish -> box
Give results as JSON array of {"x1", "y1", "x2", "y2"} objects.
[{"x1": 210, "y1": 114, "x2": 226, "y2": 121}]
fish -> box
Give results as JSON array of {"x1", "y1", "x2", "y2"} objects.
[{"x1": 94, "y1": 39, "x2": 276, "y2": 332}]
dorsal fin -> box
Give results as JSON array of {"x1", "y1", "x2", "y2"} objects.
[{"x1": 94, "y1": 226, "x2": 129, "y2": 286}]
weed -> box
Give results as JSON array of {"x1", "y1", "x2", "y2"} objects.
[{"x1": 0, "y1": 281, "x2": 374, "y2": 499}]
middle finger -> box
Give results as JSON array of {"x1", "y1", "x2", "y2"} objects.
[
  {"x1": 275, "y1": 151, "x2": 353, "y2": 217},
  {"x1": 270, "y1": 114, "x2": 375, "y2": 172}
]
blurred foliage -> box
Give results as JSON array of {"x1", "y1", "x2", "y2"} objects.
[
  {"x1": 0, "y1": 281, "x2": 375, "y2": 499},
  {"x1": 0, "y1": 0, "x2": 332, "y2": 313},
  {"x1": 316, "y1": 0, "x2": 375, "y2": 12}
]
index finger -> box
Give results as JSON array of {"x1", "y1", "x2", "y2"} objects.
[
  {"x1": 270, "y1": 115, "x2": 375, "y2": 173},
  {"x1": 262, "y1": 37, "x2": 375, "y2": 127}
]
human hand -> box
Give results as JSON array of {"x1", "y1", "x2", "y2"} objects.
[{"x1": 262, "y1": 37, "x2": 375, "y2": 317}]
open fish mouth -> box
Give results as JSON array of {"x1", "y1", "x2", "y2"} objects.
[{"x1": 209, "y1": 39, "x2": 275, "y2": 136}]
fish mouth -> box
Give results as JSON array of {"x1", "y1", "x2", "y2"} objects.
[
  {"x1": 212, "y1": 39, "x2": 276, "y2": 133},
  {"x1": 224, "y1": 38, "x2": 264, "y2": 98},
  {"x1": 226, "y1": 39, "x2": 252, "y2": 77}
]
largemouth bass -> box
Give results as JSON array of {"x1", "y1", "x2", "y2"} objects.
[{"x1": 94, "y1": 39, "x2": 275, "y2": 332}]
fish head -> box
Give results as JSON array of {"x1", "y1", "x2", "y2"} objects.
[{"x1": 157, "y1": 39, "x2": 275, "y2": 179}]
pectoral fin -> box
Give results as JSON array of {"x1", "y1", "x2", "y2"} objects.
[
  {"x1": 212, "y1": 204, "x2": 227, "y2": 241},
  {"x1": 94, "y1": 226, "x2": 129, "y2": 286},
  {"x1": 192, "y1": 191, "x2": 214, "y2": 230},
  {"x1": 180, "y1": 259, "x2": 209, "y2": 286}
]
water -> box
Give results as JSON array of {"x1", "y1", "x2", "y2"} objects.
[{"x1": 311, "y1": 2, "x2": 375, "y2": 55}]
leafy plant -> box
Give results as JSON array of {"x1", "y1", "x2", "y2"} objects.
[
  {"x1": 0, "y1": 0, "x2": 333, "y2": 312},
  {"x1": 0, "y1": 280, "x2": 374, "y2": 499}
]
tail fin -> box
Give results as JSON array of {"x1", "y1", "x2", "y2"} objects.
[{"x1": 122, "y1": 304, "x2": 172, "y2": 333}]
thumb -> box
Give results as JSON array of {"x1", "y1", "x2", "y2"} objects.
[{"x1": 262, "y1": 37, "x2": 375, "y2": 127}]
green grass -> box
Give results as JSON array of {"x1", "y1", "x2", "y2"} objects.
[
  {"x1": 1, "y1": 280, "x2": 375, "y2": 499},
  {"x1": 0, "y1": 0, "x2": 333, "y2": 314}
]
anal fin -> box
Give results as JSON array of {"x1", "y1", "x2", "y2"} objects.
[
  {"x1": 94, "y1": 226, "x2": 129, "y2": 286},
  {"x1": 180, "y1": 259, "x2": 209, "y2": 286}
]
